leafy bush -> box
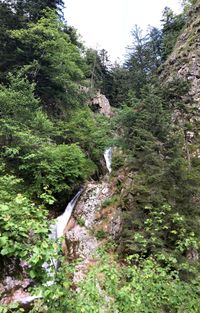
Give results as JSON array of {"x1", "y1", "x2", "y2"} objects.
[
  {"x1": 30, "y1": 143, "x2": 95, "y2": 195},
  {"x1": 0, "y1": 172, "x2": 49, "y2": 262},
  {"x1": 34, "y1": 252, "x2": 200, "y2": 313},
  {"x1": 0, "y1": 73, "x2": 39, "y2": 122},
  {"x1": 62, "y1": 107, "x2": 111, "y2": 164}
]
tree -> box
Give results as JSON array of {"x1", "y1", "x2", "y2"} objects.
[
  {"x1": 125, "y1": 25, "x2": 162, "y2": 98},
  {"x1": 0, "y1": 1, "x2": 65, "y2": 83},
  {"x1": 161, "y1": 7, "x2": 186, "y2": 61},
  {"x1": 115, "y1": 83, "x2": 199, "y2": 261},
  {"x1": 12, "y1": 0, "x2": 64, "y2": 22},
  {"x1": 0, "y1": 1, "x2": 21, "y2": 82},
  {"x1": 106, "y1": 63, "x2": 130, "y2": 107},
  {"x1": 11, "y1": 10, "x2": 86, "y2": 115},
  {"x1": 85, "y1": 48, "x2": 112, "y2": 96}
]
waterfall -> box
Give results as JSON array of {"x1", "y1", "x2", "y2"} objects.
[
  {"x1": 43, "y1": 189, "x2": 83, "y2": 276},
  {"x1": 50, "y1": 189, "x2": 83, "y2": 240},
  {"x1": 104, "y1": 148, "x2": 112, "y2": 173}
]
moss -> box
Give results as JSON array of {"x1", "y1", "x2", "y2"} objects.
[
  {"x1": 76, "y1": 216, "x2": 85, "y2": 227},
  {"x1": 101, "y1": 195, "x2": 120, "y2": 208},
  {"x1": 95, "y1": 229, "x2": 107, "y2": 239}
]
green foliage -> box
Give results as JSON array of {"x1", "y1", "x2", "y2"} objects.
[
  {"x1": 0, "y1": 73, "x2": 39, "y2": 121},
  {"x1": 0, "y1": 2, "x2": 21, "y2": 82},
  {"x1": 2, "y1": 125, "x2": 94, "y2": 197},
  {"x1": 84, "y1": 48, "x2": 112, "y2": 95},
  {"x1": 61, "y1": 107, "x2": 111, "y2": 164},
  {"x1": 0, "y1": 171, "x2": 49, "y2": 261},
  {"x1": 10, "y1": 10, "x2": 86, "y2": 113},
  {"x1": 95, "y1": 229, "x2": 107, "y2": 239},
  {"x1": 32, "y1": 143, "x2": 93, "y2": 195},
  {"x1": 161, "y1": 7, "x2": 186, "y2": 61},
  {"x1": 123, "y1": 203, "x2": 199, "y2": 265},
  {"x1": 106, "y1": 64, "x2": 130, "y2": 107},
  {"x1": 76, "y1": 217, "x2": 85, "y2": 227},
  {"x1": 125, "y1": 25, "x2": 163, "y2": 98},
  {"x1": 111, "y1": 153, "x2": 125, "y2": 170},
  {"x1": 0, "y1": 1, "x2": 199, "y2": 312},
  {"x1": 109, "y1": 8, "x2": 186, "y2": 104},
  {"x1": 0, "y1": 73, "x2": 100, "y2": 200},
  {"x1": 114, "y1": 86, "x2": 170, "y2": 154},
  {"x1": 31, "y1": 252, "x2": 200, "y2": 313},
  {"x1": 0, "y1": 1, "x2": 64, "y2": 86},
  {"x1": 0, "y1": 9, "x2": 112, "y2": 301},
  {"x1": 15, "y1": 0, "x2": 64, "y2": 22},
  {"x1": 117, "y1": 258, "x2": 199, "y2": 313},
  {"x1": 115, "y1": 84, "x2": 200, "y2": 267},
  {"x1": 101, "y1": 195, "x2": 119, "y2": 208}
]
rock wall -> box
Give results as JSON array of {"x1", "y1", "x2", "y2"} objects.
[
  {"x1": 63, "y1": 178, "x2": 121, "y2": 283},
  {"x1": 160, "y1": 0, "x2": 200, "y2": 159},
  {"x1": 91, "y1": 91, "x2": 112, "y2": 117},
  {"x1": 163, "y1": 1, "x2": 200, "y2": 100}
]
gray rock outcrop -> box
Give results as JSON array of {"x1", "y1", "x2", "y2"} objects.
[
  {"x1": 91, "y1": 91, "x2": 112, "y2": 117},
  {"x1": 161, "y1": 1, "x2": 200, "y2": 121}
]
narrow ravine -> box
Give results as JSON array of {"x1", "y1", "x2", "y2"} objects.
[{"x1": 0, "y1": 95, "x2": 114, "y2": 309}]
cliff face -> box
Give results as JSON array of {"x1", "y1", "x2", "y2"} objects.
[
  {"x1": 91, "y1": 91, "x2": 112, "y2": 117},
  {"x1": 161, "y1": 0, "x2": 200, "y2": 133}
]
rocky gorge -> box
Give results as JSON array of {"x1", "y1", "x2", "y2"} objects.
[{"x1": 0, "y1": 93, "x2": 120, "y2": 309}]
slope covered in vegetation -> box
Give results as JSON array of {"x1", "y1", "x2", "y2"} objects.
[{"x1": 0, "y1": 0, "x2": 199, "y2": 312}]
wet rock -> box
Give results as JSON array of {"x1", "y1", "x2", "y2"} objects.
[
  {"x1": 64, "y1": 180, "x2": 112, "y2": 259},
  {"x1": 64, "y1": 217, "x2": 76, "y2": 233}
]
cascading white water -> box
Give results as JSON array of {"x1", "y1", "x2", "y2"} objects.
[
  {"x1": 43, "y1": 189, "x2": 83, "y2": 276},
  {"x1": 104, "y1": 148, "x2": 112, "y2": 173},
  {"x1": 50, "y1": 189, "x2": 83, "y2": 240}
]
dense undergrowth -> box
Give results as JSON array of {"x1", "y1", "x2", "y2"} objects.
[{"x1": 0, "y1": 0, "x2": 200, "y2": 312}]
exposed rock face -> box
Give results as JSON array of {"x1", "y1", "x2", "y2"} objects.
[
  {"x1": 91, "y1": 91, "x2": 112, "y2": 117},
  {"x1": 74, "y1": 180, "x2": 113, "y2": 229},
  {"x1": 0, "y1": 276, "x2": 39, "y2": 311},
  {"x1": 161, "y1": 1, "x2": 200, "y2": 120},
  {"x1": 63, "y1": 180, "x2": 112, "y2": 260},
  {"x1": 65, "y1": 226, "x2": 98, "y2": 260},
  {"x1": 63, "y1": 179, "x2": 121, "y2": 283},
  {"x1": 0, "y1": 258, "x2": 34, "y2": 309},
  {"x1": 107, "y1": 208, "x2": 121, "y2": 239}
]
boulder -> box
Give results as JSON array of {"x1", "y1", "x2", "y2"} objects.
[{"x1": 91, "y1": 91, "x2": 112, "y2": 117}]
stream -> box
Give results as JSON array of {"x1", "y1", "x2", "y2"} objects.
[
  {"x1": 50, "y1": 189, "x2": 83, "y2": 240},
  {"x1": 0, "y1": 148, "x2": 113, "y2": 308},
  {"x1": 50, "y1": 148, "x2": 112, "y2": 241},
  {"x1": 104, "y1": 147, "x2": 112, "y2": 173}
]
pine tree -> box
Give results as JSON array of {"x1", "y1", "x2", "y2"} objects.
[
  {"x1": 161, "y1": 7, "x2": 185, "y2": 61},
  {"x1": 10, "y1": 10, "x2": 86, "y2": 115},
  {"x1": 13, "y1": 0, "x2": 64, "y2": 22}
]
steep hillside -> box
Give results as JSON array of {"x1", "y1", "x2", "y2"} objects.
[
  {"x1": 161, "y1": 0, "x2": 200, "y2": 129},
  {"x1": 0, "y1": 1, "x2": 200, "y2": 312}
]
